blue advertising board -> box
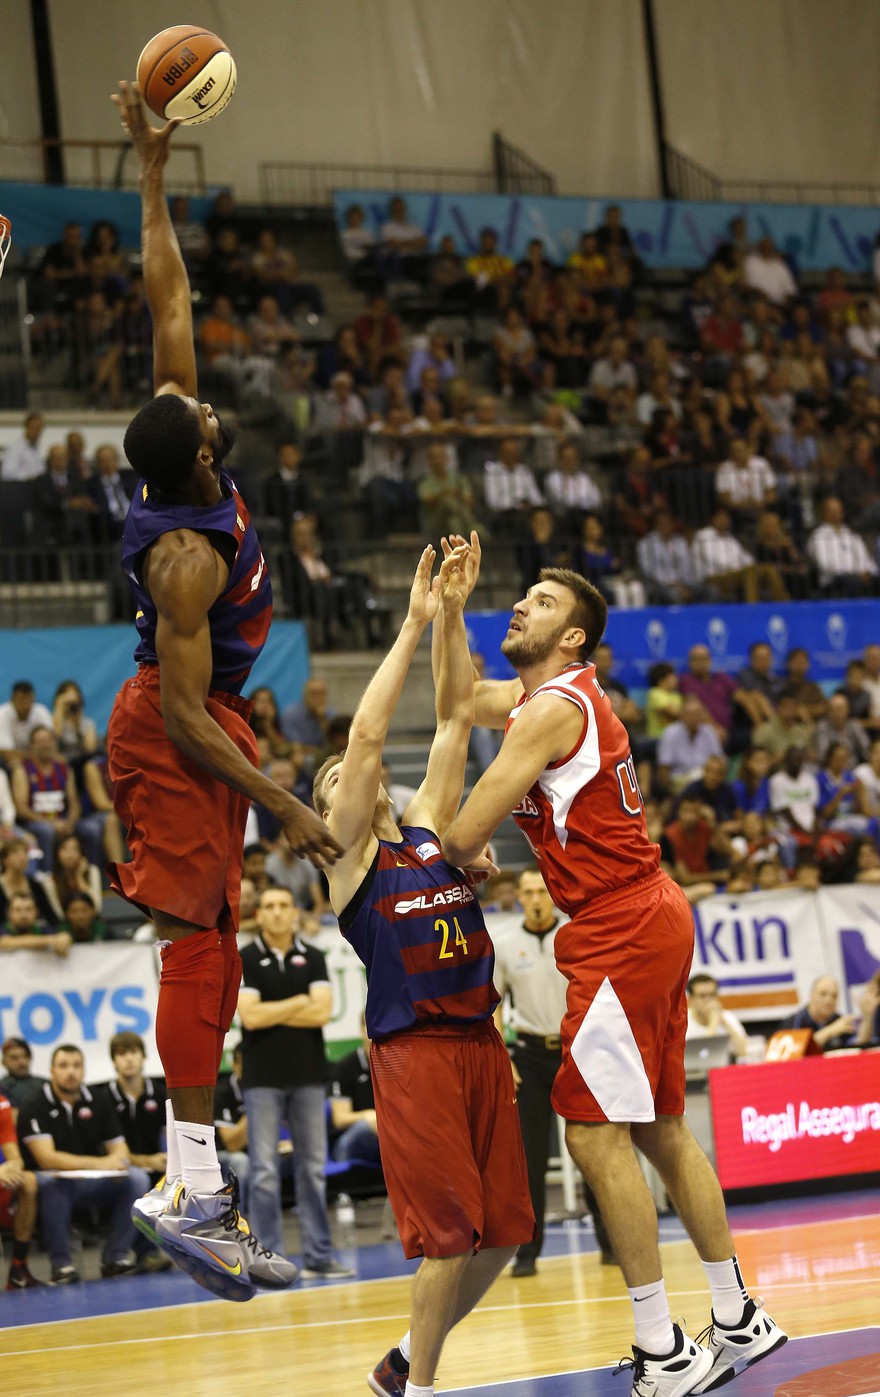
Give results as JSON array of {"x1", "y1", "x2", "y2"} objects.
[
  {"x1": 466, "y1": 599, "x2": 876, "y2": 694},
  {"x1": 333, "y1": 188, "x2": 880, "y2": 273},
  {"x1": 0, "y1": 619, "x2": 309, "y2": 731}
]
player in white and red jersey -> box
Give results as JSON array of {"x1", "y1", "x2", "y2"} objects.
[{"x1": 443, "y1": 552, "x2": 786, "y2": 1397}]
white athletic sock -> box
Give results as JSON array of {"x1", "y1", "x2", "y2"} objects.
[
  {"x1": 398, "y1": 1331, "x2": 412, "y2": 1363},
  {"x1": 629, "y1": 1278, "x2": 675, "y2": 1355},
  {"x1": 164, "y1": 1100, "x2": 181, "y2": 1185},
  {"x1": 704, "y1": 1255, "x2": 749, "y2": 1325},
  {"x1": 174, "y1": 1119, "x2": 224, "y2": 1193},
  {"x1": 403, "y1": 1384, "x2": 432, "y2": 1397}
]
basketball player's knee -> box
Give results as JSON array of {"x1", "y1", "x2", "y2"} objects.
[
  {"x1": 565, "y1": 1119, "x2": 631, "y2": 1178},
  {"x1": 632, "y1": 1114, "x2": 686, "y2": 1166}
]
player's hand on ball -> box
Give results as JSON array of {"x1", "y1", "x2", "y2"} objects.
[
  {"x1": 281, "y1": 796, "x2": 344, "y2": 869},
  {"x1": 111, "y1": 80, "x2": 178, "y2": 167},
  {"x1": 441, "y1": 531, "x2": 481, "y2": 599}
]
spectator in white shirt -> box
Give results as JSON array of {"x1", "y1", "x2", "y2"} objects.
[
  {"x1": 635, "y1": 371, "x2": 682, "y2": 428},
  {"x1": 483, "y1": 437, "x2": 542, "y2": 530},
  {"x1": 1, "y1": 414, "x2": 45, "y2": 482},
  {"x1": 744, "y1": 237, "x2": 797, "y2": 306},
  {"x1": 807, "y1": 495, "x2": 878, "y2": 595},
  {"x1": 758, "y1": 369, "x2": 795, "y2": 435},
  {"x1": 543, "y1": 442, "x2": 602, "y2": 531},
  {"x1": 769, "y1": 747, "x2": 820, "y2": 857},
  {"x1": 692, "y1": 507, "x2": 786, "y2": 602},
  {"x1": 339, "y1": 203, "x2": 377, "y2": 268},
  {"x1": 854, "y1": 738, "x2": 880, "y2": 816},
  {"x1": 686, "y1": 974, "x2": 749, "y2": 1059},
  {"x1": 637, "y1": 509, "x2": 696, "y2": 604},
  {"x1": 0, "y1": 682, "x2": 54, "y2": 766},
  {"x1": 587, "y1": 335, "x2": 638, "y2": 406},
  {"x1": 314, "y1": 372, "x2": 367, "y2": 431},
  {"x1": 716, "y1": 436, "x2": 778, "y2": 525},
  {"x1": 862, "y1": 645, "x2": 880, "y2": 733},
  {"x1": 846, "y1": 300, "x2": 880, "y2": 366}
]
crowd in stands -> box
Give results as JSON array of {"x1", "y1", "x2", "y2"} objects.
[{"x1": 6, "y1": 199, "x2": 880, "y2": 642}]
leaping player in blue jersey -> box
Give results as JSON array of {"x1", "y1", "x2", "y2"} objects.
[
  {"x1": 105, "y1": 82, "x2": 341, "y2": 1301},
  {"x1": 313, "y1": 539, "x2": 534, "y2": 1397}
]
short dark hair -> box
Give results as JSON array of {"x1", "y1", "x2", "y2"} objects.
[
  {"x1": 64, "y1": 891, "x2": 94, "y2": 911},
  {"x1": 110, "y1": 1031, "x2": 146, "y2": 1060},
  {"x1": 648, "y1": 662, "x2": 675, "y2": 687},
  {"x1": 124, "y1": 395, "x2": 203, "y2": 494},
  {"x1": 537, "y1": 567, "x2": 607, "y2": 662},
  {"x1": 51, "y1": 1043, "x2": 83, "y2": 1064},
  {"x1": 1, "y1": 1036, "x2": 30, "y2": 1057},
  {"x1": 11, "y1": 680, "x2": 34, "y2": 697},
  {"x1": 687, "y1": 973, "x2": 718, "y2": 995},
  {"x1": 243, "y1": 843, "x2": 266, "y2": 862}
]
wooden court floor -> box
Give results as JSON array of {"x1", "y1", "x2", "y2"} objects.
[{"x1": 4, "y1": 1206, "x2": 880, "y2": 1396}]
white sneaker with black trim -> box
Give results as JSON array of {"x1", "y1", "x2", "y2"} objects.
[
  {"x1": 616, "y1": 1324, "x2": 715, "y2": 1396},
  {"x1": 692, "y1": 1298, "x2": 787, "y2": 1392}
]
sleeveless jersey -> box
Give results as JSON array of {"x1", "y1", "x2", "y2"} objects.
[
  {"x1": 23, "y1": 758, "x2": 68, "y2": 818},
  {"x1": 507, "y1": 664, "x2": 660, "y2": 916},
  {"x1": 339, "y1": 824, "x2": 499, "y2": 1040},
  {"x1": 121, "y1": 468, "x2": 272, "y2": 695}
]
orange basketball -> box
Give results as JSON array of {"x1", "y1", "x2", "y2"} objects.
[{"x1": 137, "y1": 24, "x2": 236, "y2": 126}]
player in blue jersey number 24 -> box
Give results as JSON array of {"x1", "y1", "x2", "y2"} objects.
[{"x1": 313, "y1": 541, "x2": 534, "y2": 1397}]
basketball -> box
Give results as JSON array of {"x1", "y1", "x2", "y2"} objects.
[{"x1": 136, "y1": 25, "x2": 236, "y2": 126}]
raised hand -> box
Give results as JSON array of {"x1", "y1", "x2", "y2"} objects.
[
  {"x1": 111, "y1": 80, "x2": 178, "y2": 170},
  {"x1": 438, "y1": 543, "x2": 471, "y2": 613},
  {"x1": 441, "y1": 530, "x2": 481, "y2": 599},
  {"x1": 406, "y1": 545, "x2": 440, "y2": 628}
]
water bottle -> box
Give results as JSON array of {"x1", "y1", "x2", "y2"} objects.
[{"x1": 335, "y1": 1192, "x2": 356, "y2": 1248}]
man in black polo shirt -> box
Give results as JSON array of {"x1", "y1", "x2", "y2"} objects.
[
  {"x1": 18, "y1": 1043, "x2": 150, "y2": 1283},
  {"x1": 93, "y1": 1031, "x2": 171, "y2": 1274},
  {"x1": 238, "y1": 886, "x2": 353, "y2": 1279},
  {"x1": 329, "y1": 1018, "x2": 380, "y2": 1165}
]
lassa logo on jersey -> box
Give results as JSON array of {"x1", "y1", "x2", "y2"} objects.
[
  {"x1": 513, "y1": 794, "x2": 540, "y2": 818},
  {"x1": 393, "y1": 885, "x2": 475, "y2": 916}
]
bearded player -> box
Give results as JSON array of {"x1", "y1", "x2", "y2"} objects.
[
  {"x1": 442, "y1": 552, "x2": 786, "y2": 1396},
  {"x1": 313, "y1": 542, "x2": 533, "y2": 1397},
  {"x1": 106, "y1": 83, "x2": 340, "y2": 1300}
]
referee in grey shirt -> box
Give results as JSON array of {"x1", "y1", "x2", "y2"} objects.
[{"x1": 492, "y1": 868, "x2": 614, "y2": 1276}]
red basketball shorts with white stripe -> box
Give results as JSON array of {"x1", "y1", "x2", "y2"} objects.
[{"x1": 551, "y1": 870, "x2": 694, "y2": 1123}]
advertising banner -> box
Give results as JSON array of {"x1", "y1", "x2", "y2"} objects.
[
  {"x1": 333, "y1": 189, "x2": 880, "y2": 274},
  {"x1": 818, "y1": 885, "x2": 880, "y2": 1005},
  {"x1": 709, "y1": 1055, "x2": 880, "y2": 1188},
  {"x1": 689, "y1": 889, "x2": 842, "y2": 1020},
  {"x1": 0, "y1": 944, "x2": 160, "y2": 1081},
  {"x1": 0, "y1": 620, "x2": 309, "y2": 732},
  {"x1": 466, "y1": 599, "x2": 875, "y2": 694}
]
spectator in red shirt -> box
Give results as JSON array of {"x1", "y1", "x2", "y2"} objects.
[
  {"x1": 700, "y1": 291, "x2": 745, "y2": 364},
  {"x1": 355, "y1": 294, "x2": 402, "y2": 378},
  {"x1": 661, "y1": 796, "x2": 733, "y2": 901}
]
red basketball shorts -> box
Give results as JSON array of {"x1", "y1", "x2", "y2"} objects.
[
  {"x1": 551, "y1": 870, "x2": 694, "y2": 1124},
  {"x1": 0, "y1": 1184, "x2": 15, "y2": 1230},
  {"x1": 370, "y1": 1021, "x2": 535, "y2": 1260},
  {"x1": 107, "y1": 665, "x2": 256, "y2": 931}
]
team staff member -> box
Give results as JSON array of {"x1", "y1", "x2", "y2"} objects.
[
  {"x1": 19, "y1": 1044, "x2": 149, "y2": 1284},
  {"x1": 443, "y1": 554, "x2": 785, "y2": 1396},
  {"x1": 238, "y1": 887, "x2": 352, "y2": 1280},
  {"x1": 315, "y1": 543, "x2": 533, "y2": 1397},
  {"x1": 329, "y1": 1016, "x2": 380, "y2": 1165},
  {"x1": 214, "y1": 1043, "x2": 251, "y2": 1205},
  {"x1": 1, "y1": 1090, "x2": 42, "y2": 1289},
  {"x1": 493, "y1": 868, "x2": 614, "y2": 1277},
  {"x1": 0, "y1": 1036, "x2": 44, "y2": 1112}
]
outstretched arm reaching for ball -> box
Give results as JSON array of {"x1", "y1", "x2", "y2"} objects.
[{"x1": 112, "y1": 80, "x2": 195, "y2": 399}]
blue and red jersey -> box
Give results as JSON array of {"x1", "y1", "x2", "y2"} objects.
[
  {"x1": 23, "y1": 758, "x2": 69, "y2": 818},
  {"x1": 339, "y1": 825, "x2": 499, "y2": 1040},
  {"x1": 120, "y1": 468, "x2": 272, "y2": 695}
]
